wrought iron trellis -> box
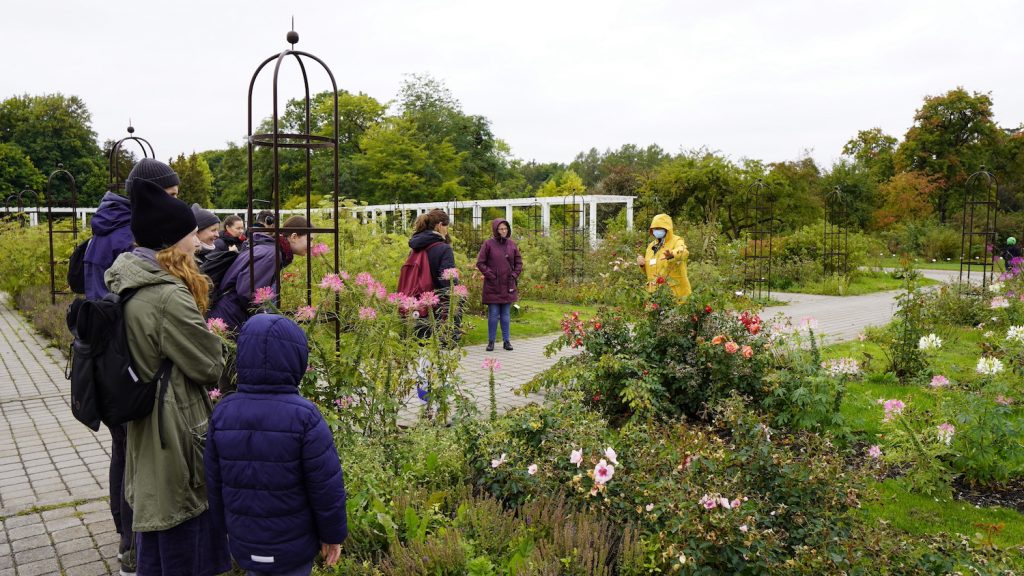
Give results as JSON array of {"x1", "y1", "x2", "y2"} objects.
[
  {"x1": 561, "y1": 193, "x2": 586, "y2": 284},
  {"x1": 528, "y1": 197, "x2": 542, "y2": 238},
  {"x1": 44, "y1": 165, "x2": 79, "y2": 304},
  {"x1": 247, "y1": 25, "x2": 341, "y2": 348},
  {"x1": 742, "y1": 179, "x2": 774, "y2": 301},
  {"x1": 108, "y1": 125, "x2": 156, "y2": 193},
  {"x1": 958, "y1": 167, "x2": 998, "y2": 291},
  {"x1": 823, "y1": 186, "x2": 849, "y2": 283},
  {"x1": 4, "y1": 189, "x2": 41, "y2": 228}
]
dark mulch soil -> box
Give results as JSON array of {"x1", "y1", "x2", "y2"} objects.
[{"x1": 952, "y1": 476, "x2": 1024, "y2": 514}]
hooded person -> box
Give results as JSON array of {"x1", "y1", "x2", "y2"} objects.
[
  {"x1": 476, "y1": 218, "x2": 523, "y2": 351},
  {"x1": 638, "y1": 213, "x2": 691, "y2": 300},
  {"x1": 83, "y1": 158, "x2": 181, "y2": 300},
  {"x1": 205, "y1": 314, "x2": 347, "y2": 573},
  {"x1": 103, "y1": 176, "x2": 230, "y2": 576}
]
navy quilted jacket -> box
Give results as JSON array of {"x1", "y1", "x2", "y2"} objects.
[{"x1": 204, "y1": 314, "x2": 347, "y2": 571}]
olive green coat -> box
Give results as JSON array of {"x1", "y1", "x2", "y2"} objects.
[{"x1": 105, "y1": 252, "x2": 226, "y2": 532}]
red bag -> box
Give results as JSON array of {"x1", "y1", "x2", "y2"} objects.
[{"x1": 396, "y1": 242, "x2": 441, "y2": 318}]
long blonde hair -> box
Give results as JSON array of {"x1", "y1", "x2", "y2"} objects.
[{"x1": 156, "y1": 247, "x2": 211, "y2": 314}]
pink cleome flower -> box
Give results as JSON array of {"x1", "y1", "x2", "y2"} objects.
[
  {"x1": 482, "y1": 358, "x2": 502, "y2": 371},
  {"x1": 453, "y1": 284, "x2": 469, "y2": 298},
  {"x1": 441, "y1": 267, "x2": 460, "y2": 281},
  {"x1": 358, "y1": 307, "x2": 377, "y2": 321},
  {"x1": 936, "y1": 423, "x2": 955, "y2": 446},
  {"x1": 310, "y1": 242, "x2": 330, "y2": 257},
  {"x1": 418, "y1": 291, "x2": 441, "y2": 308},
  {"x1": 995, "y1": 395, "x2": 1014, "y2": 406},
  {"x1": 882, "y1": 399, "x2": 905, "y2": 422},
  {"x1": 208, "y1": 388, "x2": 222, "y2": 400},
  {"x1": 295, "y1": 305, "x2": 317, "y2": 322},
  {"x1": 206, "y1": 317, "x2": 229, "y2": 335},
  {"x1": 355, "y1": 272, "x2": 375, "y2": 286},
  {"x1": 867, "y1": 445, "x2": 882, "y2": 459},
  {"x1": 253, "y1": 286, "x2": 276, "y2": 305},
  {"x1": 319, "y1": 273, "x2": 344, "y2": 292},
  {"x1": 929, "y1": 375, "x2": 950, "y2": 388}
]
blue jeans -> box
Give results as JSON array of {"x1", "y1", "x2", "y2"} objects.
[{"x1": 487, "y1": 303, "x2": 512, "y2": 343}]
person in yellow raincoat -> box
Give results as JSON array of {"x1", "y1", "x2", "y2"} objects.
[{"x1": 637, "y1": 213, "x2": 691, "y2": 300}]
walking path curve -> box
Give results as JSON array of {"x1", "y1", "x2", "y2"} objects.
[{"x1": 0, "y1": 269, "x2": 961, "y2": 574}]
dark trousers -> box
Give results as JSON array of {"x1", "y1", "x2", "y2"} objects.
[
  {"x1": 107, "y1": 423, "x2": 134, "y2": 553},
  {"x1": 137, "y1": 510, "x2": 231, "y2": 576}
]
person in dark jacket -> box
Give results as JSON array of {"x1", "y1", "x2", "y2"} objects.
[
  {"x1": 83, "y1": 157, "x2": 181, "y2": 576},
  {"x1": 192, "y1": 203, "x2": 221, "y2": 266},
  {"x1": 214, "y1": 215, "x2": 246, "y2": 252},
  {"x1": 476, "y1": 218, "x2": 523, "y2": 351},
  {"x1": 206, "y1": 215, "x2": 311, "y2": 333},
  {"x1": 205, "y1": 314, "x2": 346, "y2": 575},
  {"x1": 408, "y1": 209, "x2": 461, "y2": 343}
]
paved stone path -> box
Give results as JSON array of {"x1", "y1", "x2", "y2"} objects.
[{"x1": 0, "y1": 270, "x2": 962, "y2": 574}]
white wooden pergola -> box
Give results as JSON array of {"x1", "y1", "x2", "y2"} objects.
[
  {"x1": 2, "y1": 194, "x2": 636, "y2": 242},
  {"x1": 350, "y1": 195, "x2": 635, "y2": 243}
]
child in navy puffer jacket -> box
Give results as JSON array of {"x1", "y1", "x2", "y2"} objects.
[{"x1": 204, "y1": 314, "x2": 346, "y2": 575}]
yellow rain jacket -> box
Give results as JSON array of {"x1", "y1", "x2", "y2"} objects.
[{"x1": 641, "y1": 214, "x2": 691, "y2": 300}]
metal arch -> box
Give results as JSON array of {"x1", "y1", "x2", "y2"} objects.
[
  {"x1": 247, "y1": 28, "x2": 341, "y2": 350},
  {"x1": 44, "y1": 166, "x2": 79, "y2": 304},
  {"x1": 5, "y1": 189, "x2": 41, "y2": 228},
  {"x1": 823, "y1": 185, "x2": 849, "y2": 283},
  {"x1": 742, "y1": 178, "x2": 774, "y2": 301},
  {"x1": 561, "y1": 192, "x2": 585, "y2": 285},
  {"x1": 958, "y1": 166, "x2": 998, "y2": 291},
  {"x1": 108, "y1": 126, "x2": 156, "y2": 193}
]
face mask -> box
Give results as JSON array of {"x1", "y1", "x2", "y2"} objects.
[{"x1": 652, "y1": 229, "x2": 667, "y2": 239}]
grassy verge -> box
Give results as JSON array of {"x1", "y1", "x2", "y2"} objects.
[
  {"x1": 782, "y1": 271, "x2": 938, "y2": 296},
  {"x1": 461, "y1": 300, "x2": 599, "y2": 346},
  {"x1": 862, "y1": 478, "x2": 1024, "y2": 548},
  {"x1": 823, "y1": 327, "x2": 1024, "y2": 548},
  {"x1": 868, "y1": 256, "x2": 1006, "y2": 272}
]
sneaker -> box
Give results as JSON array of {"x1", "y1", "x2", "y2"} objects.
[
  {"x1": 503, "y1": 341, "x2": 513, "y2": 351},
  {"x1": 486, "y1": 342, "x2": 494, "y2": 352},
  {"x1": 120, "y1": 547, "x2": 137, "y2": 576}
]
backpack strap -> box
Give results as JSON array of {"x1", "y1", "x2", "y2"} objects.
[{"x1": 154, "y1": 359, "x2": 173, "y2": 450}]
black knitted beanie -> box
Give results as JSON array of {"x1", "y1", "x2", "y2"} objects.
[
  {"x1": 126, "y1": 158, "x2": 180, "y2": 195},
  {"x1": 130, "y1": 178, "x2": 197, "y2": 249}
]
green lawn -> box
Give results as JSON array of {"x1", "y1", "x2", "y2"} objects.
[
  {"x1": 868, "y1": 255, "x2": 1006, "y2": 272},
  {"x1": 823, "y1": 328, "x2": 1024, "y2": 548},
  {"x1": 782, "y1": 271, "x2": 937, "y2": 296},
  {"x1": 461, "y1": 300, "x2": 599, "y2": 346}
]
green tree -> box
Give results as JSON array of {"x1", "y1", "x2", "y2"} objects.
[
  {"x1": 843, "y1": 127, "x2": 898, "y2": 182},
  {"x1": 0, "y1": 142, "x2": 45, "y2": 198},
  {"x1": 202, "y1": 143, "x2": 248, "y2": 208},
  {"x1": 871, "y1": 171, "x2": 939, "y2": 229},
  {"x1": 896, "y1": 88, "x2": 1003, "y2": 222},
  {"x1": 765, "y1": 155, "x2": 824, "y2": 232},
  {"x1": 0, "y1": 94, "x2": 105, "y2": 203},
  {"x1": 638, "y1": 150, "x2": 741, "y2": 226},
  {"x1": 821, "y1": 160, "x2": 878, "y2": 230},
  {"x1": 398, "y1": 74, "x2": 508, "y2": 198},
  {"x1": 170, "y1": 152, "x2": 214, "y2": 207},
  {"x1": 353, "y1": 116, "x2": 464, "y2": 204}
]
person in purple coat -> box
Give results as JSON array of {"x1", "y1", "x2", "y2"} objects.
[
  {"x1": 206, "y1": 215, "x2": 311, "y2": 334},
  {"x1": 476, "y1": 218, "x2": 523, "y2": 351},
  {"x1": 205, "y1": 314, "x2": 346, "y2": 575}
]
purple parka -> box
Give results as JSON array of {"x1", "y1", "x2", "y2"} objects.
[{"x1": 476, "y1": 218, "x2": 523, "y2": 305}]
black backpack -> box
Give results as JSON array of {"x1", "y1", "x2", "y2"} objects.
[
  {"x1": 200, "y1": 249, "x2": 242, "y2": 306},
  {"x1": 66, "y1": 290, "x2": 172, "y2": 444},
  {"x1": 200, "y1": 236, "x2": 277, "y2": 307},
  {"x1": 67, "y1": 238, "x2": 91, "y2": 295}
]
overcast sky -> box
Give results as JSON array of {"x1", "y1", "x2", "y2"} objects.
[{"x1": 3, "y1": 0, "x2": 1022, "y2": 170}]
